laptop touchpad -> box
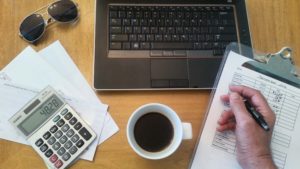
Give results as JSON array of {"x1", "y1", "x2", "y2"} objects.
[{"x1": 151, "y1": 59, "x2": 188, "y2": 80}]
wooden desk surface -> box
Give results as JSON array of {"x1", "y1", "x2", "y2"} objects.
[{"x1": 0, "y1": 0, "x2": 299, "y2": 168}]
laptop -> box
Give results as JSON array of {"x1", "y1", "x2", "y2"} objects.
[{"x1": 94, "y1": 0, "x2": 252, "y2": 90}]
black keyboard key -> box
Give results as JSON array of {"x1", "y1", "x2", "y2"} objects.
[
  {"x1": 66, "y1": 129, "x2": 75, "y2": 138},
  {"x1": 214, "y1": 34, "x2": 237, "y2": 41},
  {"x1": 69, "y1": 117, "x2": 77, "y2": 125},
  {"x1": 79, "y1": 127, "x2": 92, "y2": 141},
  {"x1": 57, "y1": 119, "x2": 65, "y2": 127},
  {"x1": 133, "y1": 27, "x2": 141, "y2": 34},
  {"x1": 140, "y1": 42, "x2": 150, "y2": 49},
  {"x1": 55, "y1": 130, "x2": 63, "y2": 139},
  {"x1": 76, "y1": 139, "x2": 84, "y2": 148},
  {"x1": 151, "y1": 43, "x2": 194, "y2": 50},
  {"x1": 129, "y1": 34, "x2": 137, "y2": 41},
  {"x1": 110, "y1": 27, "x2": 122, "y2": 33},
  {"x1": 64, "y1": 112, "x2": 73, "y2": 120},
  {"x1": 110, "y1": 42, "x2": 122, "y2": 49},
  {"x1": 155, "y1": 35, "x2": 163, "y2": 41},
  {"x1": 59, "y1": 136, "x2": 68, "y2": 144},
  {"x1": 69, "y1": 146, "x2": 78, "y2": 155},
  {"x1": 137, "y1": 34, "x2": 146, "y2": 41},
  {"x1": 213, "y1": 49, "x2": 224, "y2": 56},
  {"x1": 118, "y1": 11, "x2": 126, "y2": 18},
  {"x1": 58, "y1": 147, "x2": 66, "y2": 156},
  {"x1": 53, "y1": 142, "x2": 61, "y2": 150},
  {"x1": 111, "y1": 34, "x2": 128, "y2": 42},
  {"x1": 62, "y1": 153, "x2": 71, "y2": 161},
  {"x1": 35, "y1": 138, "x2": 44, "y2": 147},
  {"x1": 122, "y1": 42, "x2": 131, "y2": 49},
  {"x1": 74, "y1": 122, "x2": 82, "y2": 130},
  {"x1": 110, "y1": 19, "x2": 121, "y2": 26},
  {"x1": 62, "y1": 124, "x2": 70, "y2": 132},
  {"x1": 64, "y1": 141, "x2": 73, "y2": 150},
  {"x1": 150, "y1": 27, "x2": 158, "y2": 34},
  {"x1": 48, "y1": 136, "x2": 56, "y2": 145},
  {"x1": 146, "y1": 34, "x2": 154, "y2": 41},
  {"x1": 131, "y1": 42, "x2": 139, "y2": 49},
  {"x1": 131, "y1": 19, "x2": 139, "y2": 26},
  {"x1": 141, "y1": 27, "x2": 150, "y2": 34},
  {"x1": 123, "y1": 19, "x2": 131, "y2": 26},
  {"x1": 40, "y1": 144, "x2": 48, "y2": 152},
  {"x1": 45, "y1": 149, "x2": 53, "y2": 158},
  {"x1": 109, "y1": 11, "x2": 118, "y2": 18},
  {"x1": 50, "y1": 125, "x2": 58, "y2": 133},
  {"x1": 43, "y1": 132, "x2": 51, "y2": 140},
  {"x1": 71, "y1": 134, "x2": 80, "y2": 143}
]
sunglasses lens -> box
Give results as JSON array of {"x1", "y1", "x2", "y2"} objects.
[
  {"x1": 48, "y1": 0, "x2": 78, "y2": 22},
  {"x1": 19, "y1": 14, "x2": 45, "y2": 42}
]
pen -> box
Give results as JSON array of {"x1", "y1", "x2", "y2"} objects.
[{"x1": 244, "y1": 100, "x2": 270, "y2": 131}]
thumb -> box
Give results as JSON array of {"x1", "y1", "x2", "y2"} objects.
[{"x1": 229, "y1": 92, "x2": 251, "y2": 122}]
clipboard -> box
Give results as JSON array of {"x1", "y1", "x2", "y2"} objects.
[{"x1": 189, "y1": 43, "x2": 300, "y2": 169}]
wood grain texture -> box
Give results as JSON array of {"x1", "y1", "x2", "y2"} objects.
[{"x1": 0, "y1": 0, "x2": 299, "y2": 169}]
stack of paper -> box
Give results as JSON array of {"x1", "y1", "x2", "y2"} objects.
[{"x1": 0, "y1": 41, "x2": 119, "y2": 161}]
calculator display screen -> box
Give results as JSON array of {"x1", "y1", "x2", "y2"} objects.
[{"x1": 18, "y1": 95, "x2": 64, "y2": 136}]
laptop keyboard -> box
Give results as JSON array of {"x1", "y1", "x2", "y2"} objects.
[{"x1": 108, "y1": 5, "x2": 238, "y2": 57}]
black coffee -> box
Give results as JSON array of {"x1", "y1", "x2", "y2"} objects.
[{"x1": 134, "y1": 112, "x2": 174, "y2": 152}]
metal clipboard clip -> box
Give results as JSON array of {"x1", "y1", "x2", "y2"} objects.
[{"x1": 223, "y1": 43, "x2": 300, "y2": 88}]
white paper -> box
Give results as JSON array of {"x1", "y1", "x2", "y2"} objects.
[
  {"x1": 1, "y1": 47, "x2": 106, "y2": 161},
  {"x1": 191, "y1": 51, "x2": 300, "y2": 169},
  {"x1": 38, "y1": 41, "x2": 119, "y2": 145}
]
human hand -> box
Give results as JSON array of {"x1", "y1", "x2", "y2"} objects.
[{"x1": 217, "y1": 85, "x2": 277, "y2": 169}]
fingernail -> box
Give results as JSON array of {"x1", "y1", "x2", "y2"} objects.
[{"x1": 230, "y1": 92, "x2": 241, "y2": 100}]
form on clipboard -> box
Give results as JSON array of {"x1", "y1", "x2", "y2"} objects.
[{"x1": 189, "y1": 43, "x2": 300, "y2": 169}]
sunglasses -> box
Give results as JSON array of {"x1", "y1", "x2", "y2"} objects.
[{"x1": 19, "y1": 0, "x2": 78, "y2": 43}]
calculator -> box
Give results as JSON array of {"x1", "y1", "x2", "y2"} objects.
[{"x1": 9, "y1": 86, "x2": 96, "y2": 169}]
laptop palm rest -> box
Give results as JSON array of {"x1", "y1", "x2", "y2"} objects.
[{"x1": 150, "y1": 59, "x2": 189, "y2": 88}]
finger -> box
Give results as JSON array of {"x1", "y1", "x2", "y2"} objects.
[
  {"x1": 218, "y1": 110, "x2": 235, "y2": 125},
  {"x1": 217, "y1": 121, "x2": 236, "y2": 132},
  {"x1": 229, "y1": 92, "x2": 252, "y2": 122},
  {"x1": 229, "y1": 85, "x2": 273, "y2": 116},
  {"x1": 229, "y1": 85, "x2": 268, "y2": 107},
  {"x1": 220, "y1": 94, "x2": 230, "y2": 103}
]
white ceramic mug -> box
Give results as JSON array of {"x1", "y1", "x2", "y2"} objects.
[{"x1": 127, "y1": 103, "x2": 192, "y2": 160}]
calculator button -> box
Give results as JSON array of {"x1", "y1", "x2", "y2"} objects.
[
  {"x1": 53, "y1": 142, "x2": 61, "y2": 150},
  {"x1": 55, "y1": 130, "x2": 63, "y2": 139},
  {"x1": 64, "y1": 141, "x2": 73, "y2": 150},
  {"x1": 61, "y1": 108, "x2": 68, "y2": 115},
  {"x1": 35, "y1": 138, "x2": 44, "y2": 147},
  {"x1": 53, "y1": 115, "x2": 61, "y2": 122},
  {"x1": 50, "y1": 125, "x2": 58, "y2": 133},
  {"x1": 59, "y1": 136, "x2": 68, "y2": 144},
  {"x1": 57, "y1": 119, "x2": 65, "y2": 127},
  {"x1": 69, "y1": 117, "x2": 77, "y2": 125},
  {"x1": 64, "y1": 112, "x2": 73, "y2": 120},
  {"x1": 71, "y1": 134, "x2": 80, "y2": 143},
  {"x1": 79, "y1": 127, "x2": 92, "y2": 141},
  {"x1": 43, "y1": 131, "x2": 51, "y2": 140},
  {"x1": 62, "y1": 124, "x2": 70, "y2": 132},
  {"x1": 62, "y1": 152, "x2": 71, "y2": 161},
  {"x1": 74, "y1": 122, "x2": 82, "y2": 130},
  {"x1": 66, "y1": 129, "x2": 75, "y2": 137},
  {"x1": 40, "y1": 144, "x2": 48, "y2": 152},
  {"x1": 47, "y1": 136, "x2": 56, "y2": 145},
  {"x1": 58, "y1": 147, "x2": 66, "y2": 156},
  {"x1": 76, "y1": 139, "x2": 84, "y2": 148},
  {"x1": 45, "y1": 149, "x2": 53, "y2": 158},
  {"x1": 55, "y1": 160, "x2": 63, "y2": 169},
  {"x1": 69, "y1": 146, "x2": 78, "y2": 155},
  {"x1": 56, "y1": 119, "x2": 65, "y2": 127},
  {"x1": 50, "y1": 154, "x2": 58, "y2": 163}
]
